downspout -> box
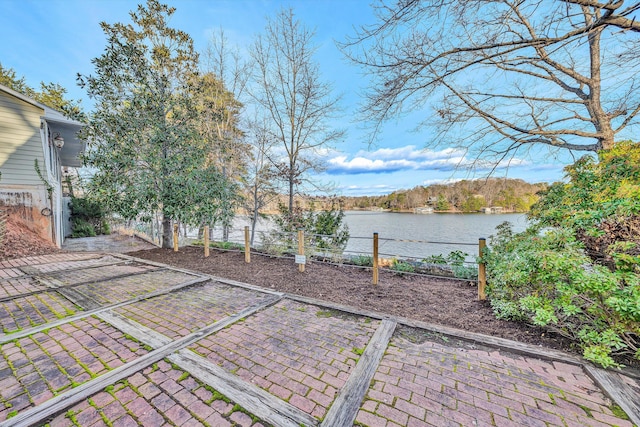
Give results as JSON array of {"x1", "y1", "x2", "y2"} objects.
[{"x1": 39, "y1": 121, "x2": 57, "y2": 246}]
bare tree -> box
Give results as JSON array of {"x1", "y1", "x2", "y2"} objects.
[
  {"x1": 343, "y1": 0, "x2": 640, "y2": 165},
  {"x1": 244, "y1": 115, "x2": 281, "y2": 245},
  {"x1": 250, "y1": 8, "x2": 344, "y2": 212}
]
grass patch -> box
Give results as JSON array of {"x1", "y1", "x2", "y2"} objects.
[
  {"x1": 609, "y1": 404, "x2": 630, "y2": 420},
  {"x1": 204, "y1": 385, "x2": 231, "y2": 404},
  {"x1": 579, "y1": 404, "x2": 593, "y2": 418},
  {"x1": 231, "y1": 403, "x2": 260, "y2": 424},
  {"x1": 316, "y1": 310, "x2": 334, "y2": 318},
  {"x1": 65, "y1": 409, "x2": 78, "y2": 423}
]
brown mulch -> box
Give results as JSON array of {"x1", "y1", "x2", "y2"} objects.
[
  {"x1": 130, "y1": 245, "x2": 576, "y2": 354},
  {"x1": 0, "y1": 215, "x2": 60, "y2": 261}
]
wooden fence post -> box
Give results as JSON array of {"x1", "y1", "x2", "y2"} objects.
[
  {"x1": 373, "y1": 232, "x2": 379, "y2": 285},
  {"x1": 244, "y1": 226, "x2": 251, "y2": 263},
  {"x1": 478, "y1": 237, "x2": 487, "y2": 300},
  {"x1": 173, "y1": 224, "x2": 179, "y2": 252},
  {"x1": 204, "y1": 226, "x2": 210, "y2": 257},
  {"x1": 298, "y1": 229, "x2": 305, "y2": 273}
]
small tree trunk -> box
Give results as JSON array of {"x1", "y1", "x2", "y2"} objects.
[
  {"x1": 288, "y1": 175, "x2": 294, "y2": 213},
  {"x1": 250, "y1": 182, "x2": 261, "y2": 246},
  {"x1": 161, "y1": 215, "x2": 173, "y2": 249},
  {"x1": 251, "y1": 209, "x2": 258, "y2": 246}
]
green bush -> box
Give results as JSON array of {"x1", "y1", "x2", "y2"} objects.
[
  {"x1": 452, "y1": 264, "x2": 478, "y2": 280},
  {"x1": 422, "y1": 254, "x2": 447, "y2": 264},
  {"x1": 484, "y1": 142, "x2": 640, "y2": 368},
  {"x1": 268, "y1": 199, "x2": 350, "y2": 259},
  {"x1": 71, "y1": 219, "x2": 97, "y2": 238},
  {"x1": 530, "y1": 141, "x2": 640, "y2": 271},
  {"x1": 351, "y1": 255, "x2": 374, "y2": 267},
  {"x1": 210, "y1": 241, "x2": 243, "y2": 250},
  {"x1": 191, "y1": 240, "x2": 244, "y2": 250},
  {"x1": 70, "y1": 196, "x2": 109, "y2": 236},
  {"x1": 485, "y1": 224, "x2": 639, "y2": 368},
  {"x1": 390, "y1": 259, "x2": 415, "y2": 275},
  {"x1": 423, "y1": 251, "x2": 478, "y2": 279}
]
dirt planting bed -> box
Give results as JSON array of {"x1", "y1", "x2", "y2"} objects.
[{"x1": 130, "y1": 245, "x2": 575, "y2": 354}]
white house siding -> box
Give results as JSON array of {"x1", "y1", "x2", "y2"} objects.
[{"x1": 0, "y1": 91, "x2": 46, "y2": 186}]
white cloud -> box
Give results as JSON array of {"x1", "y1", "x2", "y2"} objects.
[
  {"x1": 336, "y1": 183, "x2": 398, "y2": 196},
  {"x1": 421, "y1": 178, "x2": 464, "y2": 186},
  {"x1": 325, "y1": 146, "x2": 468, "y2": 175}
]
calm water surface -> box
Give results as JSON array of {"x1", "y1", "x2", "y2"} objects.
[
  {"x1": 220, "y1": 211, "x2": 527, "y2": 260},
  {"x1": 342, "y1": 211, "x2": 527, "y2": 259}
]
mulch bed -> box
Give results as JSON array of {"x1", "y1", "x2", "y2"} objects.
[
  {"x1": 0, "y1": 215, "x2": 60, "y2": 261},
  {"x1": 130, "y1": 245, "x2": 576, "y2": 354}
]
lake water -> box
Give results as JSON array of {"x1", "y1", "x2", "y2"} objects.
[
  {"x1": 213, "y1": 211, "x2": 528, "y2": 261},
  {"x1": 341, "y1": 211, "x2": 527, "y2": 260}
]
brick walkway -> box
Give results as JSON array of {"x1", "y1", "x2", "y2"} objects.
[{"x1": 0, "y1": 252, "x2": 638, "y2": 427}]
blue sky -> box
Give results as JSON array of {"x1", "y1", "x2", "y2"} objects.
[{"x1": 0, "y1": 0, "x2": 572, "y2": 196}]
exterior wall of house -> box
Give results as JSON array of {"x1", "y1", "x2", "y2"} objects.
[
  {"x1": 0, "y1": 91, "x2": 56, "y2": 244},
  {"x1": 0, "y1": 91, "x2": 46, "y2": 185},
  {"x1": 0, "y1": 185, "x2": 53, "y2": 243}
]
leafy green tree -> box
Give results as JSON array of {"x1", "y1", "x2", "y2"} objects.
[
  {"x1": 193, "y1": 72, "x2": 246, "y2": 240},
  {"x1": 530, "y1": 141, "x2": 640, "y2": 270},
  {"x1": 79, "y1": 0, "x2": 234, "y2": 248},
  {"x1": 460, "y1": 194, "x2": 485, "y2": 212},
  {"x1": 1, "y1": 62, "x2": 85, "y2": 121},
  {"x1": 0, "y1": 63, "x2": 32, "y2": 95},
  {"x1": 435, "y1": 194, "x2": 450, "y2": 211}
]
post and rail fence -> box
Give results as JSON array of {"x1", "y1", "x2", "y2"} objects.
[{"x1": 170, "y1": 225, "x2": 488, "y2": 300}]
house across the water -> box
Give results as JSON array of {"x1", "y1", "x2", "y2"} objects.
[
  {"x1": 480, "y1": 206, "x2": 504, "y2": 214},
  {"x1": 413, "y1": 206, "x2": 434, "y2": 214}
]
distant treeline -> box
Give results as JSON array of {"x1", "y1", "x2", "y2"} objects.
[{"x1": 339, "y1": 178, "x2": 548, "y2": 212}]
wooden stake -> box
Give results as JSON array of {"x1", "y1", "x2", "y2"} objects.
[
  {"x1": 204, "y1": 226, "x2": 210, "y2": 257},
  {"x1": 298, "y1": 229, "x2": 305, "y2": 273},
  {"x1": 173, "y1": 223, "x2": 179, "y2": 252},
  {"x1": 244, "y1": 226, "x2": 251, "y2": 263},
  {"x1": 373, "y1": 232, "x2": 379, "y2": 285},
  {"x1": 478, "y1": 238, "x2": 487, "y2": 300}
]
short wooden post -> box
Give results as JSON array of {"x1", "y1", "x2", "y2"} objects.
[
  {"x1": 373, "y1": 232, "x2": 379, "y2": 285},
  {"x1": 298, "y1": 229, "x2": 305, "y2": 273},
  {"x1": 173, "y1": 223, "x2": 179, "y2": 252},
  {"x1": 204, "y1": 226, "x2": 210, "y2": 257},
  {"x1": 478, "y1": 237, "x2": 487, "y2": 300},
  {"x1": 244, "y1": 226, "x2": 251, "y2": 263}
]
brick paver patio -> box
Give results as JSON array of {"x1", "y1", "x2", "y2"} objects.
[
  {"x1": 190, "y1": 300, "x2": 380, "y2": 421},
  {"x1": 357, "y1": 328, "x2": 634, "y2": 427},
  {"x1": 0, "y1": 252, "x2": 638, "y2": 427}
]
